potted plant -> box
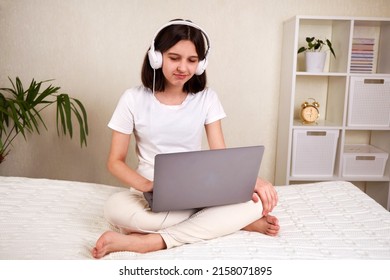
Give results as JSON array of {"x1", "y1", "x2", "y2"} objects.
[
  {"x1": 298, "y1": 37, "x2": 336, "y2": 72},
  {"x1": 0, "y1": 77, "x2": 88, "y2": 164}
]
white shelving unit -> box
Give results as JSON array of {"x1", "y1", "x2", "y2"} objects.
[{"x1": 275, "y1": 16, "x2": 390, "y2": 210}]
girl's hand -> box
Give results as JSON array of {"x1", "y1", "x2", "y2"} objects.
[
  {"x1": 252, "y1": 177, "x2": 278, "y2": 216},
  {"x1": 141, "y1": 180, "x2": 154, "y2": 193}
]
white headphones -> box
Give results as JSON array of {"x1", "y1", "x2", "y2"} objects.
[{"x1": 148, "y1": 20, "x2": 211, "y2": 76}]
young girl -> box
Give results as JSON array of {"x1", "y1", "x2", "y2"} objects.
[{"x1": 92, "y1": 20, "x2": 279, "y2": 259}]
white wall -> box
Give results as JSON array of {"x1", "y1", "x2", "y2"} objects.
[{"x1": 1, "y1": 0, "x2": 389, "y2": 186}]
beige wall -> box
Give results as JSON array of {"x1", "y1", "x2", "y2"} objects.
[{"x1": 1, "y1": 0, "x2": 390, "y2": 187}]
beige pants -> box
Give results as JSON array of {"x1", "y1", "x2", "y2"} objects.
[{"x1": 104, "y1": 189, "x2": 263, "y2": 249}]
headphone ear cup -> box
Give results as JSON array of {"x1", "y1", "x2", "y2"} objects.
[
  {"x1": 195, "y1": 58, "x2": 208, "y2": 75},
  {"x1": 148, "y1": 49, "x2": 163, "y2": 69}
]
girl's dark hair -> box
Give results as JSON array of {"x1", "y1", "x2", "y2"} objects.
[{"x1": 141, "y1": 21, "x2": 207, "y2": 93}]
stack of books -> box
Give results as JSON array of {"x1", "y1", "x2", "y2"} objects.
[{"x1": 350, "y1": 38, "x2": 375, "y2": 73}]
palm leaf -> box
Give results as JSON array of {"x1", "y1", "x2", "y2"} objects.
[
  {"x1": 30, "y1": 107, "x2": 47, "y2": 131},
  {"x1": 15, "y1": 77, "x2": 25, "y2": 100},
  {"x1": 6, "y1": 77, "x2": 18, "y2": 97},
  {"x1": 72, "y1": 98, "x2": 89, "y2": 135},
  {"x1": 71, "y1": 103, "x2": 87, "y2": 146},
  {"x1": 56, "y1": 96, "x2": 67, "y2": 136},
  {"x1": 6, "y1": 100, "x2": 28, "y2": 138},
  {"x1": 56, "y1": 94, "x2": 73, "y2": 137},
  {"x1": 0, "y1": 77, "x2": 89, "y2": 162},
  {"x1": 26, "y1": 79, "x2": 41, "y2": 104},
  {"x1": 32, "y1": 84, "x2": 59, "y2": 106},
  {"x1": 0, "y1": 93, "x2": 8, "y2": 126},
  {"x1": 63, "y1": 94, "x2": 73, "y2": 137}
]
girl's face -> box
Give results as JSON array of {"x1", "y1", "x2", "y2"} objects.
[{"x1": 161, "y1": 40, "x2": 199, "y2": 91}]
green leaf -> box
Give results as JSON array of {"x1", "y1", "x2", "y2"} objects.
[
  {"x1": 32, "y1": 84, "x2": 59, "y2": 106},
  {"x1": 7, "y1": 77, "x2": 18, "y2": 97},
  {"x1": 72, "y1": 98, "x2": 89, "y2": 135},
  {"x1": 326, "y1": 39, "x2": 336, "y2": 58},
  {"x1": 26, "y1": 79, "x2": 41, "y2": 104},
  {"x1": 15, "y1": 77, "x2": 25, "y2": 101},
  {"x1": 297, "y1": 46, "x2": 307, "y2": 54},
  {"x1": 71, "y1": 104, "x2": 87, "y2": 146},
  {"x1": 1, "y1": 77, "x2": 89, "y2": 162},
  {"x1": 7, "y1": 101, "x2": 27, "y2": 138},
  {"x1": 56, "y1": 96, "x2": 67, "y2": 136},
  {"x1": 62, "y1": 94, "x2": 73, "y2": 137},
  {"x1": 306, "y1": 37, "x2": 315, "y2": 43}
]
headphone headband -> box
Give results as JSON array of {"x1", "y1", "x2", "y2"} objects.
[
  {"x1": 150, "y1": 20, "x2": 211, "y2": 55},
  {"x1": 148, "y1": 20, "x2": 211, "y2": 75}
]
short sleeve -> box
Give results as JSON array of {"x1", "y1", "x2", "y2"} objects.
[
  {"x1": 107, "y1": 90, "x2": 134, "y2": 134},
  {"x1": 205, "y1": 89, "x2": 227, "y2": 125}
]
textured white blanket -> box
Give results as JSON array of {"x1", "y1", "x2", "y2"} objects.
[{"x1": 0, "y1": 177, "x2": 389, "y2": 259}]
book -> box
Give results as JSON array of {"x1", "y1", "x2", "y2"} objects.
[{"x1": 350, "y1": 37, "x2": 376, "y2": 73}]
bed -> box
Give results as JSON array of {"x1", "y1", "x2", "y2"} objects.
[{"x1": 0, "y1": 176, "x2": 389, "y2": 260}]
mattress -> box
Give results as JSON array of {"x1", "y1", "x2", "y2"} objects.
[{"x1": 0, "y1": 176, "x2": 389, "y2": 260}]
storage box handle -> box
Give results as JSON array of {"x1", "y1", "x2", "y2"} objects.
[
  {"x1": 306, "y1": 131, "x2": 326, "y2": 136},
  {"x1": 364, "y1": 79, "x2": 384, "y2": 84},
  {"x1": 356, "y1": 156, "x2": 376, "y2": 161}
]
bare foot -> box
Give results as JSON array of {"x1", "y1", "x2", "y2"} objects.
[
  {"x1": 91, "y1": 231, "x2": 166, "y2": 259},
  {"x1": 242, "y1": 215, "x2": 280, "y2": 236}
]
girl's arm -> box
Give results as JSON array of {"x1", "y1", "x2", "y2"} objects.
[
  {"x1": 107, "y1": 130, "x2": 153, "y2": 192},
  {"x1": 205, "y1": 120, "x2": 226, "y2": 149}
]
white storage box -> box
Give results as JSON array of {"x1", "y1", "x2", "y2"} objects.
[
  {"x1": 291, "y1": 129, "x2": 339, "y2": 177},
  {"x1": 347, "y1": 76, "x2": 390, "y2": 127},
  {"x1": 342, "y1": 144, "x2": 389, "y2": 177}
]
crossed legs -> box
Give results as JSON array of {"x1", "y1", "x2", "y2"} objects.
[{"x1": 92, "y1": 190, "x2": 280, "y2": 259}]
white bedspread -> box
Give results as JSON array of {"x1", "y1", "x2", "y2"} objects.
[{"x1": 0, "y1": 176, "x2": 389, "y2": 259}]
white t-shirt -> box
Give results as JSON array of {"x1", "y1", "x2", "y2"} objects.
[{"x1": 108, "y1": 86, "x2": 226, "y2": 180}]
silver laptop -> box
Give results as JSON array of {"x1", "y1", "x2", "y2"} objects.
[{"x1": 144, "y1": 145, "x2": 264, "y2": 212}]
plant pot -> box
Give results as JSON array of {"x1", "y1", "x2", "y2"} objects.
[{"x1": 305, "y1": 52, "x2": 327, "y2": 72}]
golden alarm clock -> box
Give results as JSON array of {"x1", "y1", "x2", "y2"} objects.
[{"x1": 300, "y1": 98, "x2": 320, "y2": 124}]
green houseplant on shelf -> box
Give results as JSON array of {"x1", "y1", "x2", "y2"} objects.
[
  {"x1": 0, "y1": 77, "x2": 88, "y2": 164},
  {"x1": 298, "y1": 37, "x2": 336, "y2": 72}
]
